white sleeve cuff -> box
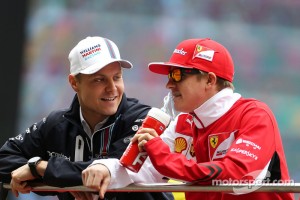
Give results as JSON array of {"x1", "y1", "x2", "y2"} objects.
[
  {"x1": 91, "y1": 159, "x2": 132, "y2": 189},
  {"x1": 90, "y1": 157, "x2": 168, "y2": 188}
]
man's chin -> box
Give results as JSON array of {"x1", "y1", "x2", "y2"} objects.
[
  {"x1": 174, "y1": 103, "x2": 190, "y2": 113},
  {"x1": 103, "y1": 107, "x2": 118, "y2": 116}
]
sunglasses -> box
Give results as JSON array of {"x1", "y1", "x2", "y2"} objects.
[{"x1": 168, "y1": 68, "x2": 203, "y2": 82}]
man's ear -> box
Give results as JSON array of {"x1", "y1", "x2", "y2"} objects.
[
  {"x1": 69, "y1": 74, "x2": 79, "y2": 92},
  {"x1": 206, "y1": 72, "x2": 217, "y2": 86}
]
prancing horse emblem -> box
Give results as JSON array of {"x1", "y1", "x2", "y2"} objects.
[{"x1": 210, "y1": 136, "x2": 218, "y2": 148}]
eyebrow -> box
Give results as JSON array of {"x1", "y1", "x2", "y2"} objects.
[{"x1": 90, "y1": 71, "x2": 122, "y2": 77}]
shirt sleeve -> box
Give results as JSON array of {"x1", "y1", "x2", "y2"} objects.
[{"x1": 0, "y1": 120, "x2": 46, "y2": 183}]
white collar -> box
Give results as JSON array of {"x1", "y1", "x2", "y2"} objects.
[
  {"x1": 80, "y1": 107, "x2": 108, "y2": 137},
  {"x1": 193, "y1": 88, "x2": 241, "y2": 129}
]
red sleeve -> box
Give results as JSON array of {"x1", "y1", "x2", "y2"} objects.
[{"x1": 145, "y1": 137, "x2": 222, "y2": 183}]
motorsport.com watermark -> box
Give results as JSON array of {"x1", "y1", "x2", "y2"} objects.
[{"x1": 212, "y1": 175, "x2": 295, "y2": 194}]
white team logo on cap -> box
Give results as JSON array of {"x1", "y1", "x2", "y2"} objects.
[
  {"x1": 173, "y1": 48, "x2": 187, "y2": 55},
  {"x1": 193, "y1": 44, "x2": 214, "y2": 61},
  {"x1": 80, "y1": 44, "x2": 101, "y2": 60}
]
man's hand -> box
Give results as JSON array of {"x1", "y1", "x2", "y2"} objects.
[
  {"x1": 131, "y1": 127, "x2": 158, "y2": 151},
  {"x1": 10, "y1": 160, "x2": 47, "y2": 197},
  {"x1": 82, "y1": 164, "x2": 111, "y2": 199},
  {"x1": 10, "y1": 164, "x2": 34, "y2": 197}
]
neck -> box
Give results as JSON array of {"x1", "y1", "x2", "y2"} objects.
[{"x1": 80, "y1": 108, "x2": 108, "y2": 132}]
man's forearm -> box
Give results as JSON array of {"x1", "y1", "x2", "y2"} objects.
[{"x1": 43, "y1": 157, "x2": 91, "y2": 187}]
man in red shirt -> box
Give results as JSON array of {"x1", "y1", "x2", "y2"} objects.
[
  {"x1": 81, "y1": 38, "x2": 293, "y2": 200},
  {"x1": 133, "y1": 38, "x2": 293, "y2": 200}
]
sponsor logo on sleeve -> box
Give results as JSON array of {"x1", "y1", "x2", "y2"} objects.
[
  {"x1": 47, "y1": 151, "x2": 70, "y2": 161},
  {"x1": 231, "y1": 148, "x2": 258, "y2": 160},
  {"x1": 175, "y1": 137, "x2": 187, "y2": 153},
  {"x1": 235, "y1": 138, "x2": 261, "y2": 150},
  {"x1": 33, "y1": 124, "x2": 37, "y2": 132},
  {"x1": 10, "y1": 134, "x2": 23, "y2": 141}
]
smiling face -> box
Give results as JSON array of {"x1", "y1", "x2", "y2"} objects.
[{"x1": 69, "y1": 62, "x2": 124, "y2": 127}]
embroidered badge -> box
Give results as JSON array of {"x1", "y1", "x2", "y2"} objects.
[
  {"x1": 193, "y1": 44, "x2": 215, "y2": 61},
  {"x1": 210, "y1": 135, "x2": 218, "y2": 148},
  {"x1": 174, "y1": 137, "x2": 187, "y2": 153}
]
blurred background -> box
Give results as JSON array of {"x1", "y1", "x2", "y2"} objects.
[{"x1": 1, "y1": 0, "x2": 300, "y2": 199}]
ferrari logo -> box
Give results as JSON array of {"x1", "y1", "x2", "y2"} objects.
[
  {"x1": 210, "y1": 136, "x2": 218, "y2": 148},
  {"x1": 193, "y1": 44, "x2": 214, "y2": 61},
  {"x1": 196, "y1": 44, "x2": 202, "y2": 52}
]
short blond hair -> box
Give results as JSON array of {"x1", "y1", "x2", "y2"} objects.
[
  {"x1": 197, "y1": 71, "x2": 234, "y2": 91},
  {"x1": 216, "y1": 77, "x2": 234, "y2": 91}
]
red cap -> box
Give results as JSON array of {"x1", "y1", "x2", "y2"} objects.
[{"x1": 148, "y1": 38, "x2": 234, "y2": 82}]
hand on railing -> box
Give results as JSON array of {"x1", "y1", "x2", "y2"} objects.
[{"x1": 82, "y1": 163, "x2": 111, "y2": 199}]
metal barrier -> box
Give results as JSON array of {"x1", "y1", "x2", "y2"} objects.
[{"x1": 1, "y1": 182, "x2": 300, "y2": 200}]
